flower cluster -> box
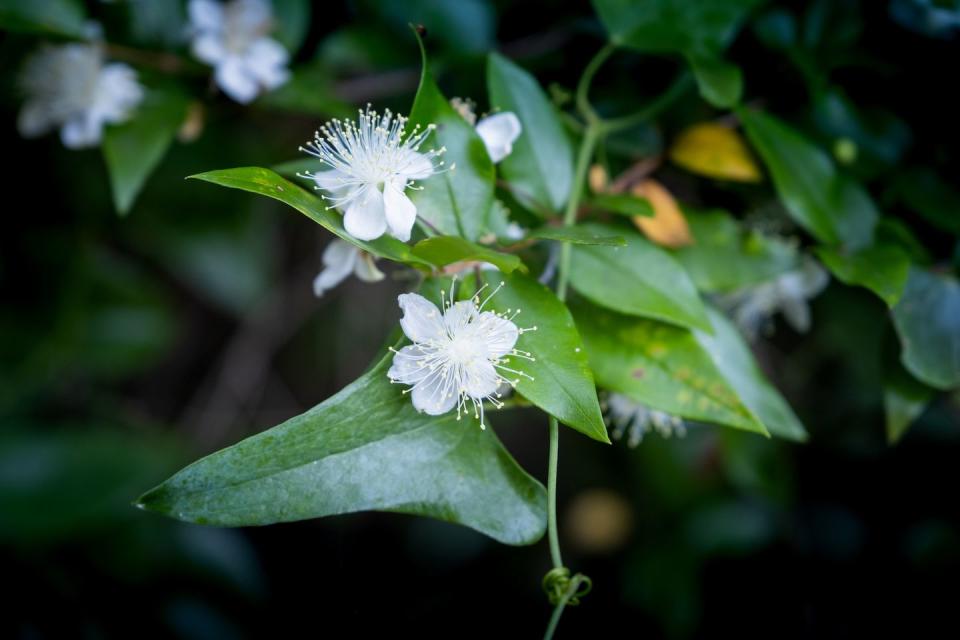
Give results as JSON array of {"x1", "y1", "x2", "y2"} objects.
[{"x1": 605, "y1": 393, "x2": 686, "y2": 447}]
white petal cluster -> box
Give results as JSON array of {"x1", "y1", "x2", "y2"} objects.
[
  {"x1": 450, "y1": 97, "x2": 523, "y2": 164},
  {"x1": 188, "y1": 0, "x2": 290, "y2": 104},
  {"x1": 388, "y1": 282, "x2": 535, "y2": 427},
  {"x1": 716, "y1": 257, "x2": 829, "y2": 340},
  {"x1": 605, "y1": 393, "x2": 686, "y2": 447},
  {"x1": 17, "y1": 44, "x2": 144, "y2": 149},
  {"x1": 301, "y1": 106, "x2": 444, "y2": 242},
  {"x1": 313, "y1": 239, "x2": 384, "y2": 297}
]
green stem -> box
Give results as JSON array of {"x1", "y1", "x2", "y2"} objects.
[
  {"x1": 556, "y1": 123, "x2": 600, "y2": 301},
  {"x1": 544, "y1": 574, "x2": 588, "y2": 640},
  {"x1": 600, "y1": 72, "x2": 694, "y2": 134},
  {"x1": 547, "y1": 415, "x2": 563, "y2": 569}
]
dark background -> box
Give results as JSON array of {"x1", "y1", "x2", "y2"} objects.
[{"x1": 2, "y1": 1, "x2": 959, "y2": 637}]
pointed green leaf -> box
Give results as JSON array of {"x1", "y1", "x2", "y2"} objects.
[
  {"x1": 138, "y1": 355, "x2": 546, "y2": 545},
  {"x1": 411, "y1": 236, "x2": 524, "y2": 273},
  {"x1": 686, "y1": 52, "x2": 743, "y2": 108},
  {"x1": 103, "y1": 87, "x2": 189, "y2": 215},
  {"x1": 884, "y1": 359, "x2": 933, "y2": 444},
  {"x1": 892, "y1": 268, "x2": 960, "y2": 390},
  {"x1": 739, "y1": 108, "x2": 878, "y2": 249},
  {"x1": 569, "y1": 223, "x2": 712, "y2": 332},
  {"x1": 485, "y1": 272, "x2": 608, "y2": 443},
  {"x1": 529, "y1": 226, "x2": 626, "y2": 246},
  {"x1": 487, "y1": 52, "x2": 575, "y2": 214},
  {"x1": 589, "y1": 193, "x2": 654, "y2": 218},
  {"x1": 409, "y1": 34, "x2": 494, "y2": 240},
  {"x1": 188, "y1": 167, "x2": 430, "y2": 267},
  {"x1": 816, "y1": 244, "x2": 910, "y2": 307}
]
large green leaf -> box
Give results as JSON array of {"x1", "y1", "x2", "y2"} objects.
[
  {"x1": 188, "y1": 167, "x2": 430, "y2": 267},
  {"x1": 271, "y1": 0, "x2": 311, "y2": 53},
  {"x1": 411, "y1": 236, "x2": 524, "y2": 273},
  {"x1": 408, "y1": 35, "x2": 494, "y2": 240},
  {"x1": 673, "y1": 209, "x2": 798, "y2": 292},
  {"x1": 103, "y1": 87, "x2": 189, "y2": 215},
  {"x1": 592, "y1": 0, "x2": 763, "y2": 107},
  {"x1": 816, "y1": 244, "x2": 910, "y2": 307},
  {"x1": 138, "y1": 355, "x2": 547, "y2": 545},
  {"x1": 0, "y1": 0, "x2": 87, "y2": 37},
  {"x1": 569, "y1": 223, "x2": 711, "y2": 332},
  {"x1": 892, "y1": 268, "x2": 960, "y2": 390},
  {"x1": 487, "y1": 53, "x2": 575, "y2": 214},
  {"x1": 740, "y1": 108, "x2": 878, "y2": 249},
  {"x1": 484, "y1": 272, "x2": 608, "y2": 443}
]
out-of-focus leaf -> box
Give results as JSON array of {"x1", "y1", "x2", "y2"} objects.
[
  {"x1": 889, "y1": 168, "x2": 960, "y2": 235},
  {"x1": 669, "y1": 123, "x2": 762, "y2": 183},
  {"x1": 816, "y1": 244, "x2": 910, "y2": 307},
  {"x1": 573, "y1": 301, "x2": 767, "y2": 435},
  {"x1": 589, "y1": 193, "x2": 654, "y2": 218},
  {"x1": 411, "y1": 236, "x2": 524, "y2": 273},
  {"x1": 876, "y1": 217, "x2": 931, "y2": 265},
  {"x1": 125, "y1": 0, "x2": 186, "y2": 48},
  {"x1": 673, "y1": 209, "x2": 799, "y2": 292},
  {"x1": 138, "y1": 354, "x2": 547, "y2": 545},
  {"x1": 103, "y1": 86, "x2": 189, "y2": 215},
  {"x1": 487, "y1": 52, "x2": 575, "y2": 214},
  {"x1": 592, "y1": 0, "x2": 763, "y2": 107},
  {"x1": 188, "y1": 167, "x2": 431, "y2": 267},
  {"x1": 0, "y1": 0, "x2": 87, "y2": 37},
  {"x1": 272, "y1": 0, "x2": 310, "y2": 53},
  {"x1": 892, "y1": 268, "x2": 960, "y2": 390},
  {"x1": 258, "y1": 63, "x2": 351, "y2": 118},
  {"x1": 569, "y1": 223, "x2": 711, "y2": 332},
  {"x1": 884, "y1": 359, "x2": 934, "y2": 443},
  {"x1": 739, "y1": 108, "x2": 878, "y2": 249},
  {"x1": 753, "y1": 8, "x2": 797, "y2": 49},
  {"x1": 409, "y1": 34, "x2": 494, "y2": 240},
  {"x1": 529, "y1": 226, "x2": 625, "y2": 246},
  {"x1": 630, "y1": 179, "x2": 694, "y2": 248},
  {"x1": 485, "y1": 272, "x2": 609, "y2": 443},
  {"x1": 365, "y1": 0, "x2": 494, "y2": 54}
]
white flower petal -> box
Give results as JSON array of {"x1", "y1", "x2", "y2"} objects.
[
  {"x1": 398, "y1": 293, "x2": 446, "y2": 343},
  {"x1": 60, "y1": 115, "x2": 101, "y2": 149},
  {"x1": 313, "y1": 169, "x2": 351, "y2": 199},
  {"x1": 244, "y1": 38, "x2": 289, "y2": 89},
  {"x1": 312, "y1": 239, "x2": 359, "y2": 297},
  {"x1": 476, "y1": 112, "x2": 522, "y2": 163},
  {"x1": 387, "y1": 345, "x2": 427, "y2": 384},
  {"x1": 188, "y1": 0, "x2": 224, "y2": 32},
  {"x1": 17, "y1": 101, "x2": 53, "y2": 138},
  {"x1": 354, "y1": 252, "x2": 385, "y2": 283},
  {"x1": 343, "y1": 188, "x2": 387, "y2": 241},
  {"x1": 410, "y1": 372, "x2": 459, "y2": 415},
  {"x1": 383, "y1": 181, "x2": 417, "y2": 241},
  {"x1": 397, "y1": 150, "x2": 435, "y2": 181},
  {"x1": 444, "y1": 301, "x2": 478, "y2": 335},
  {"x1": 463, "y1": 359, "x2": 500, "y2": 400},
  {"x1": 192, "y1": 33, "x2": 226, "y2": 65},
  {"x1": 477, "y1": 310, "x2": 519, "y2": 358},
  {"x1": 215, "y1": 57, "x2": 259, "y2": 104}
]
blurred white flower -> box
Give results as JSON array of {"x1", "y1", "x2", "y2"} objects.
[
  {"x1": 300, "y1": 106, "x2": 444, "y2": 242},
  {"x1": 605, "y1": 393, "x2": 686, "y2": 447},
  {"x1": 475, "y1": 112, "x2": 522, "y2": 163},
  {"x1": 313, "y1": 239, "x2": 384, "y2": 297},
  {"x1": 17, "y1": 43, "x2": 144, "y2": 149},
  {"x1": 716, "y1": 257, "x2": 829, "y2": 340},
  {"x1": 188, "y1": 0, "x2": 290, "y2": 104},
  {"x1": 388, "y1": 282, "x2": 534, "y2": 427}
]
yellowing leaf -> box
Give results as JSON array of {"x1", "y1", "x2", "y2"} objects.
[
  {"x1": 631, "y1": 179, "x2": 694, "y2": 248},
  {"x1": 669, "y1": 122, "x2": 762, "y2": 183}
]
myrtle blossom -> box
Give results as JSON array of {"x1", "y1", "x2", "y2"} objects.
[
  {"x1": 715, "y1": 257, "x2": 829, "y2": 340},
  {"x1": 17, "y1": 43, "x2": 144, "y2": 149},
  {"x1": 313, "y1": 239, "x2": 384, "y2": 297},
  {"x1": 605, "y1": 393, "x2": 686, "y2": 448},
  {"x1": 388, "y1": 280, "x2": 535, "y2": 427},
  {"x1": 450, "y1": 97, "x2": 522, "y2": 164},
  {"x1": 300, "y1": 106, "x2": 445, "y2": 242},
  {"x1": 188, "y1": 0, "x2": 290, "y2": 104}
]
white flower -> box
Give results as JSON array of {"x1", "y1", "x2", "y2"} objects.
[
  {"x1": 605, "y1": 393, "x2": 686, "y2": 447},
  {"x1": 387, "y1": 281, "x2": 535, "y2": 427},
  {"x1": 715, "y1": 257, "x2": 829, "y2": 340},
  {"x1": 313, "y1": 239, "x2": 384, "y2": 297},
  {"x1": 475, "y1": 112, "x2": 522, "y2": 163},
  {"x1": 300, "y1": 106, "x2": 444, "y2": 242},
  {"x1": 17, "y1": 43, "x2": 144, "y2": 149},
  {"x1": 188, "y1": 0, "x2": 290, "y2": 104}
]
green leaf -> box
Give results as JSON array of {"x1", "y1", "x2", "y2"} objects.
[
  {"x1": 892, "y1": 268, "x2": 960, "y2": 390},
  {"x1": 589, "y1": 193, "x2": 654, "y2": 218},
  {"x1": 569, "y1": 223, "x2": 712, "y2": 332},
  {"x1": 884, "y1": 359, "x2": 933, "y2": 444},
  {"x1": 529, "y1": 226, "x2": 626, "y2": 246},
  {"x1": 685, "y1": 52, "x2": 743, "y2": 108},
  {"x1": 408, "y1": 33, "x2": 494, "y2": 240},
  {"x1": 816, "y1": 244, "x2": 910, "y2": 307},
  {"x1": 272, "y1": 0, "x2": 310, "y2": 53},
  {"x1": 487, "y1": 52, "x2": 575, "y2": 214},
  {"x1": 739, "y1": 108, "x2": 878, "y2": 249},
  {"x1": 485, "y1": 272, "x2": 608, "y2": 443},
  {"x1": 411, "y1": 236, "x2": 524, "y2": 273},
  {"x1": 889, "y1": 168, "x2": 960, "y2": 235},
  {"x1": 257, "y1": 62, "x2": 350, "y2": 118},
  {"x1": 0, "y1": 0, "x2": 87, "y2": 37},
  {"x1": 103, "y1": 87, "x2": 189, "y2": 215},
  {"x1": 573, "y1": 301, "x2": 766, "y2": 435},
  {"x1": 188, "y1": 167, "x2": 430, "y2": 268},
  {"x1": 672, "y1": 209, "x2": 799, "y2": 292},
  {"x1": 138, "y1": 355, "x2": 547, "y2": 546}
]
